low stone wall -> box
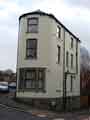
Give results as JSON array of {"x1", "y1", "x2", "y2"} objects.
[
  {"x1": 16, "y1": 96, "x2": 80, "y2": 111},
  {"x1": 66, "y1": 96, "x2": 80, "y2": 111}
]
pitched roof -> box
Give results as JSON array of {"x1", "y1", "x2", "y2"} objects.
[{"x1": 19, "y1": 10, "x2": 80, "y2": 42}]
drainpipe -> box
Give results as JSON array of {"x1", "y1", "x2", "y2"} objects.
[{"x1": 63, "y1": 29, "x2": 66, "y2": 110}]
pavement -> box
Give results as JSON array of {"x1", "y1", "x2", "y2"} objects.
[{"x1": 0, "y1": 93, "x2": 90, "y2": 120}]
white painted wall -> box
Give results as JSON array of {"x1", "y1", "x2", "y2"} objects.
[
  {"x1": 65, "y1": 31, "x2": 80, "y2": 96},
  {"x1": 16, "y1": 13, "x2": 80, "y2": 99},
  {"x1": 17, "y1": 15, "x2": 64, "y2": 98}
]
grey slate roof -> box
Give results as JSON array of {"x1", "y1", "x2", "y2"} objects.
[{"x1": 19, "y1": 10, "x2": 80, "y2": 42}]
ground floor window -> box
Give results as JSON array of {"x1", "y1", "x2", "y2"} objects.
[
  {"x1": 70, "y1": 75, "x2": 75, "y2": 92},
  {"x1": 18, "y1": 68, "x2": 45, "y2": 92}
]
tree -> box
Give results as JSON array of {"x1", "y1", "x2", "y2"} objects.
[{"x1": 80, "y1": 46, "x2": 90, "y2": 95}]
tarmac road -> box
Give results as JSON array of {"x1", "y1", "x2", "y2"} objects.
[
  {"x1": 0, "y1": 104, "x2": 49, "y2": 120},
  {"x1": 0, "y1": 104, "x2": 90, "y2": 120},
  {"x1": 0, "y1": 93, "x2": 90, "y2": 120}
]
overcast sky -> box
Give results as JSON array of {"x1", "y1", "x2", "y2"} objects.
[{"x1": 0, "y1": 0, "x2": 90, "y2": 71}]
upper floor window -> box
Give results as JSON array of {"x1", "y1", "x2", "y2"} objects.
[
  {"x1": 66, "y1": 51, "x2": 69, "y2": 67},
  {"x1": 76, "y1": 41, "x2": 78, "y2": 73},
  {"x1": 71, "y1": 54, "x2": 73, "y2": 68},
  {"x1": 27, "y1": 17, "x2": 38, "y2": 33},
  {"x1": 57, "y1": 26, "x2": 61, "y2": 38},
  {"x1": 71, "y1": 37, "x2": 73, "y2": 48},
  {"x1": 57, "y1": 46, "x2": 61, "y2": 64},
  {"x1": 26, "y1": 39, "x2": 37, "y2": 59}
]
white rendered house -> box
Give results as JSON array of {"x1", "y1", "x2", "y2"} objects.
[{"x1": 16, "y1": 10, "x2": 80, "y2": 110}]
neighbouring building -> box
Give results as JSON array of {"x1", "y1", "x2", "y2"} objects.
[
  {"x1": 16, "y1": 10, "x2": 80, "y2": 110},
  {"x1": 0, "y1": 70, "x2": 16, "y2": 83}
]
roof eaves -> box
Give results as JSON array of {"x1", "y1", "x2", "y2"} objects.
[{"x1": 19, "y1": 11, "x2": 81, "y2": 42}]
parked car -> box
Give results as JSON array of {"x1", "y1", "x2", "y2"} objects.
[
  {"x1": 8, "y1": 82, "x2": 16, "y2": 92},
  {"x1": 0, "y1": 82, "x2": 9, "y2": 93}
]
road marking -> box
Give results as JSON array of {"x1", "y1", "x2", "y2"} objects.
[
  {"x1": 37, "y1": 114, "x2": 47, "y2": 117},
  {"x1": 53, "y1": 118, "x2": 64, "y2": 120},
  {"x1": 0, "y1": 103, "x2": 28, "y2": 113}
]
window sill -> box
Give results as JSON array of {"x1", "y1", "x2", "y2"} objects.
[
  {"x1": 70, "y1": 47, "x2": 74, "y2": 50},
  {"x1": 56, "y1": 89, "x2": 61, "y2": 92},
  {"x1": 25, "y1": 57, "x2": 37, "y2": 60},
  {"x1": 26, "y1": 31, "x2": 38, "y2": 34},
  {"x1": 56, "y1": 62, "x2": 61, "y2": 65},
  {"x1": 18, "y1": 89, "x2": 46, "y2": 93}
]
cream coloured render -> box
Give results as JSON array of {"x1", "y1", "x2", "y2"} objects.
[
  {"x1": 16, "y1": 11, "x2": 80, "y2": 99},
  {"x1": 64, "y1": 31, "x2": 80, "y2": 97}
]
